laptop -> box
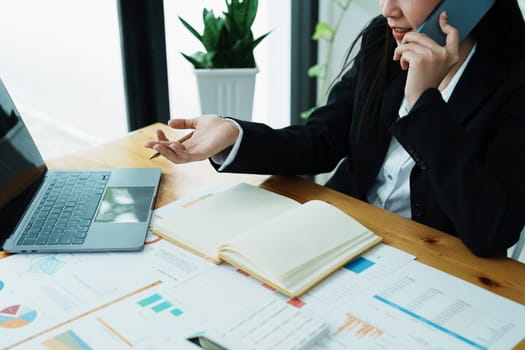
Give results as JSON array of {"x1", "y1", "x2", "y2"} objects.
[{"x1": 0, "y1": 78, "x2": 161, "y2": 253}]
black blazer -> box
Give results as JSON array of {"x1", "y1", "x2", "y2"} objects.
[{"x1": 219, "y1": 16, "x2": 525, "y2": 257}]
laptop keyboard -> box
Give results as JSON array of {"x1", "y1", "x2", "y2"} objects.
[{"x1": 17, "y1": 171, "x2": 110, "y2": 246}]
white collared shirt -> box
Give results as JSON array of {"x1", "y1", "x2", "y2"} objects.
[{"x1": 366, "y1": 44, "x2": 477, "y2": 218}]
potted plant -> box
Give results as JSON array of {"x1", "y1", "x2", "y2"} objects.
[{"x1": 179, "y1": 0, "x2": 270, "y2": 121}]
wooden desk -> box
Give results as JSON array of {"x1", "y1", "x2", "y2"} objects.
[{"x1": 2, "y1": 123, "x2": 524, "y2": 347}]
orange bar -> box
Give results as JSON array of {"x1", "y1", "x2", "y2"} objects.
[{"x1": 334, "y1": 314, "x2": 361, "y2": 335}]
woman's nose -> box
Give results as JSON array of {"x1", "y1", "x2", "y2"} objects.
[{"x1": 380, "y1": 0, "x2": 401, "y2": 18}]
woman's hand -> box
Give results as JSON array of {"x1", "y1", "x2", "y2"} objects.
[
  {"x1": 144, "y1": 115, "x2": 240, "y2": 163},
  {"x1": 393, "y1": 12, "x2": 460, "y2": 106}
]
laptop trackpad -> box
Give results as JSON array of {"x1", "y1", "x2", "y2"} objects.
[{"x1": 95, "y1": 187, "x2": 154, "y2": 223}]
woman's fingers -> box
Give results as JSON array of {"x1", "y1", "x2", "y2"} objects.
[
  {"x1": 145, "y1": 115, "x2": 238, "y2": 163},
  {"x1": 149, "y1": 136, "x2": 207, "y2": 163},
  {"x1": 168, "y1": 118, "x2": 197, "y2": 130},
  {"x1": 156, "y1": 129, "x2": 169, "y2": 142},
  {"x1": 394, "y1": 42, "x2": 431, "y2": 59},
  {"x1": 144, "y1": 131, "x2": 167, "y2": 149},
  {"x1": 151, "y1": 142, "x2": 187, "y2": 163},
  {"x1": 439, "y1": 12, "x2": 460, "y2": 53}
]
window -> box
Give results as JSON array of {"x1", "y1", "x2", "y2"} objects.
[{"x1": 0, "y1": 0, "x2": 127, "y2": 158}]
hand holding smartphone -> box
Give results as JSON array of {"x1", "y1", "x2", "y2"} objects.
[{"x1": 417, "y1": 0, "x2": 496, "y2": 46}]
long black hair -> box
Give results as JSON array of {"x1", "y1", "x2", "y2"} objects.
[{"x1": 336, "y1": 0, "x2": 525, "y2": 141}]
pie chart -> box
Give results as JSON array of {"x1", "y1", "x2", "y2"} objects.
[{"x1": 0, "y1": 305, "x2": 37, "y2": 328}]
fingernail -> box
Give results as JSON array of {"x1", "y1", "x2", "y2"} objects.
[{"x1": 442, "y1": 11, "x2": 448, "y2": 19}]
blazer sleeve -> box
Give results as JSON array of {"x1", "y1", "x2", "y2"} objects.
[
  {"x1": 219, "y1": 69, "x2": 356, "y2": 176},
  {"x1": 390, "y1": 70, "x2": 525, "y2": 256},
  {"x1": 219, "y1": 16, "x2": 387, "y2": 176}
]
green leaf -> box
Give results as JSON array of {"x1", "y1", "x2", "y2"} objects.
[
  {"x1": 181, "y1": 51, "x2": 215, "y2": 69},
  {"x1": 301, "y1": 107, "x2": 317, "y2": 119},
  {"x1": 312, "y1": 22, "x2": 334, "y2": 41},
  {"x1": 178, "y1": 0, "x2": 268, "y2": 68},
  {"x1": 178, "y1": 16, "x2": 203, "y2": 44},
  {"x1": 226, "y1": 0, "x2": 258, "y2": 34},
  {"x1": 251, "y1": 31, "x2": 271, "y2": 49},
  {"x1": 202, "y1": 9, "x2": 225, "y2": 52},
  {"x1": 220, "y1": 36, "x2": 256, "y2": 67},
  {"x1": 307, "y1": 63, "x2": 326, "y2": 78}
]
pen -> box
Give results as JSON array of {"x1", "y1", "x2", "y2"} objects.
[{"x1": 149, "y1": 131, "x2": 194, "y2": 160}]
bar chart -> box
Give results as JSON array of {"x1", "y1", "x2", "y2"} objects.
[
  {"x1": 137, "y1": 293, "x2": 185, "y2": 317},
  {"x1": 333, "y1": 313, "x2": 384, "y2": 339}
]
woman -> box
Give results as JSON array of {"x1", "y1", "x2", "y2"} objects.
[{"x1": 145, "y1": 0, "x2": 525, "y2": 257}]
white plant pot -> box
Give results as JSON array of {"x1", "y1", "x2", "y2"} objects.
[{"x1": 194, "y1": 68, "x2": 258, "y2": 121}]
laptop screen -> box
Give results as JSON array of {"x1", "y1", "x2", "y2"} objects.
[{"x1": 0, "y1": 78, "x2": 47, "y2": 244}]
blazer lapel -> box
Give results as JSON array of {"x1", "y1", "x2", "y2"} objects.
[
  {"x1": 447, "y1": 45, "x2": 507, "y2": 125},
  {"x1": 379, "y1": 69, "x2": 406, "y2": 148}
]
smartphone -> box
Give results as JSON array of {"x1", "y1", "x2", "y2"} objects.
[{"x1": 417, "y1": 0, "x2": 496, "y2": 46}]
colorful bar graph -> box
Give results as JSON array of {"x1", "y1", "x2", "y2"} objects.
[
  {"x1": 344, "y1": 257, "x2": 375, "y2": 274},
  {"x1": 333, "y1": 313, "x2": 383, "y2": 339},
  {"x1": 170, "y1": 308, "x2": 184, "y2": 316},
  {"x1": 152, "y1": 301, "x2": 173, "y2": 313},
  {"x1": 137, "y1": 293, "x2": 184, "y2": 317},
  {"x1": 287, "y1": 298, "x2": 305, "y2": 308},
  {"x1": 373, "y1": 295, "x2": 487, "y2": 350},
  {"x1": 137, "y1": 294, "x2": 162, "y2": 307},
  {"x1": 42, "y1": 330, "x2": 92, "y2": 350}
]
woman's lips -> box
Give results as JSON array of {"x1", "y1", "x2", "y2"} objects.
[{"x1": 391, "y1": 27, "x2": 411, "y2": 41}]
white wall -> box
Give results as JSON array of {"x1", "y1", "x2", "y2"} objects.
[
  {"x1": 164, "y1": 1, "x2": 291, "y2": 128},
  {"x1": 317, "y1": 0, "x2": 380, "y2": 103},
  {"x1": 315, "y1": 0, "x2": 379, "y2": 184}
]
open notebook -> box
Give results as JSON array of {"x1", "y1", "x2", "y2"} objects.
[{"x1": 150, "y1": 183, "x2": 382, "y2": 297}]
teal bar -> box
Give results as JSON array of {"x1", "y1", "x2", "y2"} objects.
[
  {"x1": 152, "y1": 301, "x2": 173, "y2": 313},
  {"x1": 137, "y1": 294, "x2": 162, "y2": 307},
  {"x1": 171, "y1": 308, "x2": 184, "y2": 316},
  {"x1": 63, "y1": 330, "x2": 93, "y2": 350}
]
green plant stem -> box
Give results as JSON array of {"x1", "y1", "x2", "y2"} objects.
[{"x1": 317, "y1": 0, "x2": 352, "y2": 106}]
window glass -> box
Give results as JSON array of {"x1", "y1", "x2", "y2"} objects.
[{"x1": 0, "y1": 0, "x2": 127, "y2": 158}]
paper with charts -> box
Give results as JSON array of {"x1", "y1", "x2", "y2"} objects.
[
  {"x1": 311, "y1": 261, "x2": 525, "y2": 350},
  {"x1": 1, "y1": 183, "x2": 525, "y2": 349}
]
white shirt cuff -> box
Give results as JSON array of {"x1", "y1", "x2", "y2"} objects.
[
  {"x1": 399, "y1": 97, "x2": 412, "y2": 118},
  {"x1": 210, "y1": 119, "x2": 243, "y2": 171}
]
